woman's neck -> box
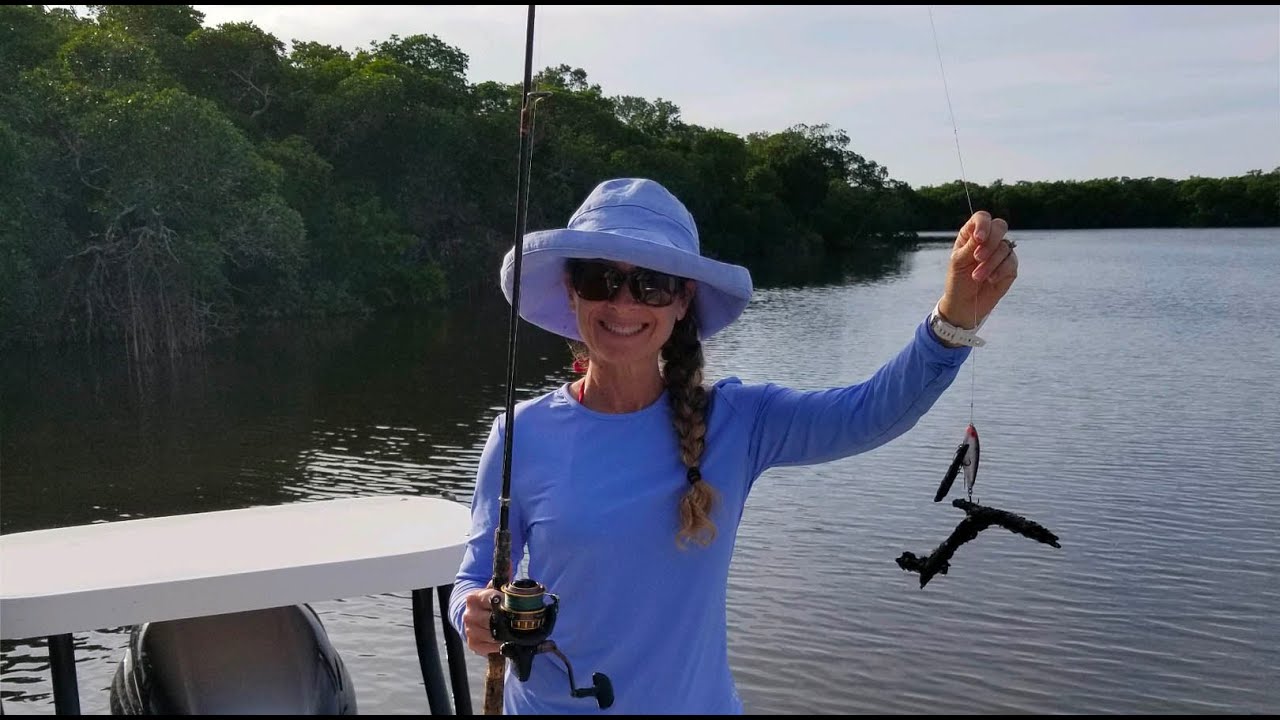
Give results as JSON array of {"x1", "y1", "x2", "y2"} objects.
[{"x1": 574, "y1": 361, "x2": 665, "y2": 413}]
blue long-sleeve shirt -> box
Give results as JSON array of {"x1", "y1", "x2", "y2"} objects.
[{"x1": 449, "y1": 318, "x2": 970, "y2": 714}]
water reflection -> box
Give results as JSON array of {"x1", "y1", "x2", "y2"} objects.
[
  {"x1": 0, "y1": 295, "x2": 575, "y2": 534},
  {"x1": 749, "y1": 236, "x2": 917, "y2": 289}
]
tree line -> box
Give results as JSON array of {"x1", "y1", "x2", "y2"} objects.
[{"x1": 2, "y1": 5, "x2": 1274, "y2": 358}]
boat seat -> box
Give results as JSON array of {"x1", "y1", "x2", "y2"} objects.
[{"x1": 109, "y1": 604, "x2": 356, "y2": 715}]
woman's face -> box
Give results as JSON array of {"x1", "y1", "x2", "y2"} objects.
[{"x1": 566, "y1": 260, "x2": 695, "y2": 370}]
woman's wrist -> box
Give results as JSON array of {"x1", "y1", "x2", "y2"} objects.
[
  {"x1": 935, "y1": 297, "x2": 979, "y2": 330},
  {"x1": 928, "y1": 302, "x2": 987, "y2": 348}
]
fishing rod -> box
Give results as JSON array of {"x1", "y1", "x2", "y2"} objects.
[{"x1": 484, "y1": 4, "x2": 613, "y2": 714}]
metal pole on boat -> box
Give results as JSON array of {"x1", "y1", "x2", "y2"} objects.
[
  {"x1": 48, "y1": 634, "x2": 81, "y2": 715},
  {"x1": 437, "y1": 584, "x2": 473, "y2": 715}
]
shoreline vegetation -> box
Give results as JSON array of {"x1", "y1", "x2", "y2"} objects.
[{"x1": 3, "y1": 5, "x2": 1276, "y2": 360}]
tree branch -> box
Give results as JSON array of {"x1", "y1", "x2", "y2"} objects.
[
  {"x1": 229, "y1": 69, "x2": 273, "y2": 118},
  {"x1": 896, "y1": 499, "x2": 1060, "y2": 588}
]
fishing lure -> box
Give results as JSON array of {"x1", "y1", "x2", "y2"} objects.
[
  {"x1": 933, "y1": 423, "x2": 979, "y2": 503},
  {"x1": 904, "y1": 418, "x2": 1059, "y2": 587}
]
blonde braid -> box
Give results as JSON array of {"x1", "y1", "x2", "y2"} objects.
[{"x1": 662, "y1": 311, "x2": 717, "y2": 549}]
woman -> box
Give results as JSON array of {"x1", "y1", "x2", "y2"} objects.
[{"x1": 448, "y1": 177, "x2": 1018, "y2": 714}]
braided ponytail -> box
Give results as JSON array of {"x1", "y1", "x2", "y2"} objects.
[{"x1": 662, "y1": 311, "x2": 717, "y2": 549}]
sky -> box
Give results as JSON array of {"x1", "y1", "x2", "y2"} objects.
[{"x1": 177, "y1": 5, "x2": 1280, "y2": 188}]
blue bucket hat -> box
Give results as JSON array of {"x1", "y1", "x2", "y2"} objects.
[{"x1": 500, "y1": 178, "x2": 754, "y2": 341}]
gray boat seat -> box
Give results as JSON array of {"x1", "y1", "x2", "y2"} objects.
[{"x1": 109, "y1": 604, "x2": 356, "y2": 715}]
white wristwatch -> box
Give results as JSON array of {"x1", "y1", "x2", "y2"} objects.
[{"x1": 929, "y1": 303, "x2": 987, "y2": 348}]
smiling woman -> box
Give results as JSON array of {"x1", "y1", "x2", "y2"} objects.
[
  {"x1": 564, "y1": 259, "x2": 693, "y2": 401},
  {"x1": 448, "y1": 174, "x2": 1020, "y2": 715}
]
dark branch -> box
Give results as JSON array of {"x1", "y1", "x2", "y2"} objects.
[{"x1": 896, "y1": 499, "x2": 1060, "y2": 588}]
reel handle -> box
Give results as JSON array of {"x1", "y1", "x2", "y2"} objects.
[{"x1": 571, "y1": 672, "x2": 615, "y2": 710}]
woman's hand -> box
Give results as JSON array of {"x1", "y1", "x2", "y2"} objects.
[
  {"x1": 937, "y1": 211, "x2": 1019, "y2": 328},
  {"x1": 462, "y1": 586, "x2": 503, "y2": 656}
]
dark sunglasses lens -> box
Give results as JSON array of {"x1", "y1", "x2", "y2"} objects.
[
  {"x1": 631, "y1": 271, "x2": 679, "y2": 307},
  {"x1": 572, "y1": 262, "x2": 681, "y2": 306},
  {"x1": 572, "y1": 263, "x2": 618, "y2": 301}
]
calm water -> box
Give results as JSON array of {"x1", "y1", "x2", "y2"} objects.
[{"x1": 2, "y1": 228, "x2": 1278, "y2": 714}]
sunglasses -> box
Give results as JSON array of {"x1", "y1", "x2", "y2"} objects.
[{"x1": 569, "y1": 260, "x2": 684, "y2": 307}]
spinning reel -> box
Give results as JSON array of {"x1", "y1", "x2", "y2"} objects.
[{"x1": 489, "y1": 579, "x2": 614, "y2": 709}]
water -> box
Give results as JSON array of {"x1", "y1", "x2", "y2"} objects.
[{"x1": 2, "y1": 228, "x2": 1278, "y2": 714}]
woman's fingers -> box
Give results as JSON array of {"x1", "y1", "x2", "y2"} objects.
[{"x1": 463, "y1": 589, "x2": 502, "y2": 655}]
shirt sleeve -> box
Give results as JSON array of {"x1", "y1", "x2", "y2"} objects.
[
  {"x1": 745, "y1": 316, "x2": 971, "y2": 479},
  {"x1": 449, "y1": 413, "x2": 527, "y2": 641}
]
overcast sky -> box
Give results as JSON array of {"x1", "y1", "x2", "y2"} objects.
[{"x1": 184, "y1": 5, "x2": 1277, "y2": 188}]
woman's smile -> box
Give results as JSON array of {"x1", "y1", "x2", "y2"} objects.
[{"x1": 599, "y1": 319, "x2": 648, "y2": 337}]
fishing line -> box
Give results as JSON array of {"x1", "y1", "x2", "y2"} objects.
[
  {"x1": 927, "y1": 5, "x2": 978, "y2": 426},
  {"x1": 929, "y1": 7, "x2": 974, "y2": 220},
  {"x1": 907, "y1": 15, "x2": 1063, "y2": 578}
]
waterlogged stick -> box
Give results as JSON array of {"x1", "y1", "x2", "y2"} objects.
[{"x1": 896, "y1": 499, "x2": 1061, "y2": 588}]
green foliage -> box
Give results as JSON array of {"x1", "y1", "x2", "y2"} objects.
[
  {"x1": 3, "y1": 4, "x2": 1273, "y2": 359},
  {"x1": 0, "y1": 120, "x2": 44, "y2": 344},
  {"x1": 369, "y1": 33, "x2": 468, "y2": 84},
  {"x1": 613, "y1": 96, "x2": 684, "y2": 137},
  {"x1": 914, "y1": 170, "x2": 1279, "y2": 231},
  {"x1": 57, "y1": 87, "x2": 304, "y2": 356},
  {"x1": 87, "y1": 4, "x2": 204, "y2": 41},
  {"x1": 0, "y1": 113, "x2": 77, "y2": 349},
  {"x1": 57, "y1": 24, "x2": 168, "y2": 91},
  {"x1": 182, "y1": 21, "x2": 286, "y2": 129},
  {"x1": 0, "y1": 5, "x2": 85, "y2": 78},
  {"x1": 86, "y1": 4, "x2": 202, "y2": 62}
]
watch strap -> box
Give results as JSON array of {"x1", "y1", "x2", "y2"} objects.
[{"x1": 930, "y1": 303, "x2": 987, "y2": 348}]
